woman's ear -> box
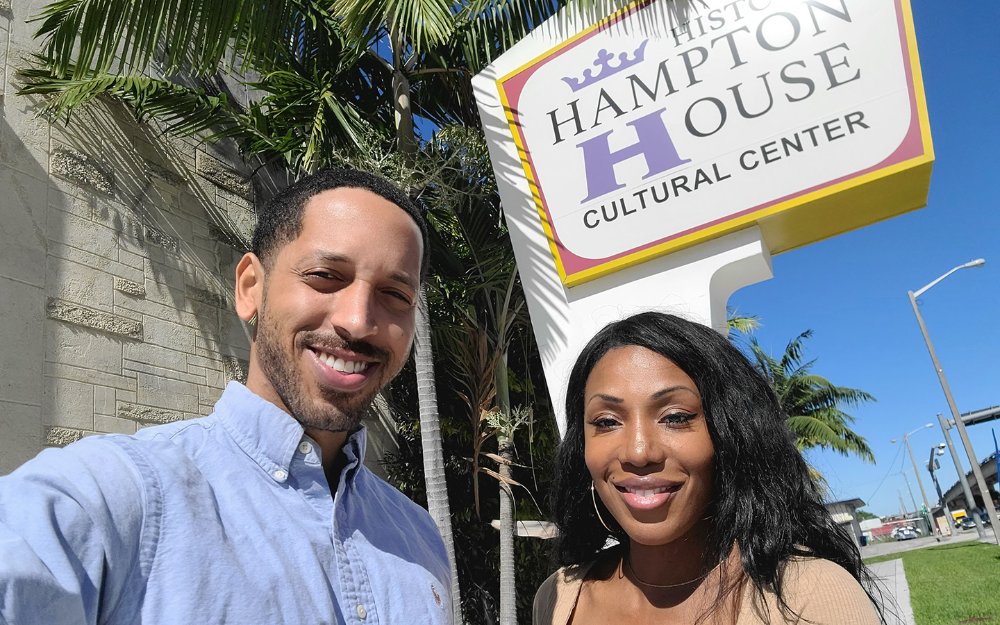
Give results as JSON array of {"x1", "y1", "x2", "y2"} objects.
[{"x1": 235, "y1": 253, "x2": 264, "y2": 329}]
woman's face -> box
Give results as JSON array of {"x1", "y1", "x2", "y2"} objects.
[{"x1": 583, "y1": 345, "x2": 715, "y2": 547}]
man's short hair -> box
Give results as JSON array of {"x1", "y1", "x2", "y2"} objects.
[{"x1": 251, "y1": 168, "x2": 430, "y2": 281}]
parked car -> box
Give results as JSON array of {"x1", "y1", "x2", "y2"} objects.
[
  {"x1": 894, "y1": 527, "x2": 919, "y2": 541},
  {"x1": 957, "y1": 517, "x2": 978, "y2": 531}
]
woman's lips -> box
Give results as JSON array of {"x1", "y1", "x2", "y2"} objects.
[{"x1": 613, "y1": 481, "x2": 681, "y2": 511}]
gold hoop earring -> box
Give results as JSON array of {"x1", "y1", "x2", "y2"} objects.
[{"x1": 591, "y1": 482, "x2": 615, "y2": 534}]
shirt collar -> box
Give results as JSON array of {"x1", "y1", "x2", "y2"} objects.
[{"x1": 215, "y1": 382, "x2": 368, "y2": 481}]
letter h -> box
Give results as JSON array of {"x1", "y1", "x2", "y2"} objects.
[{"x1": 576, "y1": 108, "x2": 689, "y2": 202}]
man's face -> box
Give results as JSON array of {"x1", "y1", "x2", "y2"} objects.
[{"x1": 243, "y1": 187, "x2": 422, "y2": 433}]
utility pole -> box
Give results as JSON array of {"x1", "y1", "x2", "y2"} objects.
[{"x1": 938, "y1": 413, "x2": 987, "y2": 539}]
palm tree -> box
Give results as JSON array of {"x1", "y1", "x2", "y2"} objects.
[
  {"x1": 19, "y1": 3, "x2": 590, "y2": 621},
  {"x1": 748, "y1": 331, "x2": 876, "y2": 463}
]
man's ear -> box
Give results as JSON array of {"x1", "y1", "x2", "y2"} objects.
[{"x1": 235, "y1": 252, "x2": 265, "y2": 327}]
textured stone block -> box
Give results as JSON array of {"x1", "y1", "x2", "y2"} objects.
[
  {"x1": 222, "y1": 356, "x2": 248, "y2": 384},
  {"x1": 114, "y1": 277, "x2": 146, "y2": 297},
  {"x1": 47, "y1": 298, "x2": 143, "y2": 340},
  {"x1": 196, "y1": 151, "x2": 252, "y2": 200},
  {"x1": 45, "y1": 426, "x2": 87, "y2": 447},
  {"x1": 144, "y1": 225, "x2": 179, "y2": 253},
  {"x1": 50, "y1": 148, "x2": 113, "y2": 194},
  {"x1": 117, "y1": 401, "x2": 184, "y2": 425},
  {"x1": 187, "y1": 284, "x2": 227, "y2": 308}
]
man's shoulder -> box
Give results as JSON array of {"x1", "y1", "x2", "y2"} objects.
[{"x1": 13, "y1": 414, "x2": 222, "y2": 489}]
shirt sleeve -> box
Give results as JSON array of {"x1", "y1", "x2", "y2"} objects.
[
  {"x1": 785, "y1": 558, "x2": 882, "y2": 625},
  {"x1": 0, "y1": 438, "x2": 147, "y2": 625},
  {"x1": 532, "y1": 570, "x2": 559, "y2": 625}
]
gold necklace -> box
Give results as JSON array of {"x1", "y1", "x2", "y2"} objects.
[{"x1": 623, "y1": 557, "x2": 709, "y2": 589}]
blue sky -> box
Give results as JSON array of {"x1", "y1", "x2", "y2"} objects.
[{"x1": 727, "y1": 0, "x2": 1000, "y2": 516}]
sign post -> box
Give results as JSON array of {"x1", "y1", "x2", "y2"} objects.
[{"x1": 474, "y1": 0, "x2": 933, "y2": 434}]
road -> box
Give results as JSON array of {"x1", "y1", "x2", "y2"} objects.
[{"x1": 861, "y1": 526, "x2": 996, "y2": 559}]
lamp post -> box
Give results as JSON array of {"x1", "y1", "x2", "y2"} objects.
[
  {"x1": 927, "y1": 443, "x2": 955, "y2": 534},
  {"x1": 938, "y1": 413, "x2": 986, "y2": 539},
  {"x1": 908, "y1": 259, "x2": 999, "y2": 543},
  {"x1": 892, "y1": 424, "x2": 935, "y2": 534}
]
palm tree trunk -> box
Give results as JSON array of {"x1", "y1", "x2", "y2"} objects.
[
  {"x1": 495, "y1": 356, "x2": 516, "y2": 625},
  {"x1": 388, "y1": 17, "x2": 461, "y2": 620},
  {"x1": 416, "y1": 293, "x2": 463, "y2": 624}
]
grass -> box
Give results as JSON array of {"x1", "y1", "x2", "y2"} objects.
[{"x1": 865, "y1": 542, "x2": 1000, "y2": 625}]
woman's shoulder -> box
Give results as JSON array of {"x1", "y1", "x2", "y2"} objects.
[
  {"x1": 741, "y1": 556, "x2": 880, "y2": 625},
  {"x1": 533, "y1": 562, "x2": 596, "y2": 625}
]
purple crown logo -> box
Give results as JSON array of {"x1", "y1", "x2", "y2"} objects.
[{"x1": 561, "y1": 39, "x2": 649, "y2": 92}]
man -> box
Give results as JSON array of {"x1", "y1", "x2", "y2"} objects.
[{"x1": 0, "y1": 169, "x2": 452, "y2": 624}]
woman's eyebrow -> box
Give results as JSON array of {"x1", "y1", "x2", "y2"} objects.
[
  {"x1": 586, "y1": 393, "x2": 623, "y2": 406},
  {"x1": 650, "y1": 386, "x2": 699, "y2": 401}
]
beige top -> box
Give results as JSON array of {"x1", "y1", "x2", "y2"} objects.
[{"x1": 533, "y1": 557, "x2": 881, "y2": 625}]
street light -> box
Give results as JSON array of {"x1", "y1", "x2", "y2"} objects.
[
  {"x1": 907, "y1": 259, "x2": 999, "y2": 544},
  {"x1": 938, "y1": 413, "x2": 987, "y2": 539},
  {"x1": 891, "y1": 424, "x2": 935, "y2": 534},
  {"x1": 927, "y1": 443, "x2": 956, "y2": 534}
]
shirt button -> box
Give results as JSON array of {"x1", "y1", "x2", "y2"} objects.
[
  {"x1": 356, "y1": 604, "x2": 367, "y2": 620},
  {"x1": 272, "y1": 469, "x2": 287, "y2": 482},
  {"x1": 298, "y1": 441, "x2": 312, "y2": 455}
]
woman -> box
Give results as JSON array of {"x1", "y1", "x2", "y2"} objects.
[{"x1": 535, "y1": 312, "x2": 884, "y2": 625}]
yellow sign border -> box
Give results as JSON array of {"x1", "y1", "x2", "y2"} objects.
[{"x1": 497, "y1": 0, "x2": 933, "y2": 287}]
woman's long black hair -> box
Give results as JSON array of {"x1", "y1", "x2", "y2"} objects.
[{"x1": 550, "y1": 312, "x2": 884, "y2": 620}]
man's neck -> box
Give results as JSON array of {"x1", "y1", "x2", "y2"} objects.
[{"x1": 307, "y1": 428, "x2": 350, "y2": 491}]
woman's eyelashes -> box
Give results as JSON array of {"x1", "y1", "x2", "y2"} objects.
[
  {"x1": 587, "y1": 414, "x2": 622, "y2": 431},
  {"x1": 660, "y1": 411, "x2": 698, "y2": 426},
  {"x1": 587, "y1": 410, "x2": 698, "y2": 432}
]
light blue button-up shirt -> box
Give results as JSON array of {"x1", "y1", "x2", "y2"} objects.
[{"x1": 0, "y1": 382, "x2": 452, "y2": 625}]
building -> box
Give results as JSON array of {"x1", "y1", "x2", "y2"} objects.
[
  {"x1": 824, "y1": 498, "x2": 866, "y2": 548},
  {"x1": 0, "y1": 3, "x2": 397, "y2": 477}
]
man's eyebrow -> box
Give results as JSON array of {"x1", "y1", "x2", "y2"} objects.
[
  {"x1": 388, "y1": 271, "x2": 419, "y2": 291},
  {"x1": 304, "y1": 251, "x2": 350, "y2": 264},
  {"x1": 302, "y1": 252, "x2": 418, "y2": 291}
]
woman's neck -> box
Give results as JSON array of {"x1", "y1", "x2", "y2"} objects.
[{"x1": 625, "y1": 523, "x2": 714, "y2": 589}]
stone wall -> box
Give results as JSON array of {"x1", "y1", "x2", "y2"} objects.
[{"x1": 0, "y1": 2, "x2": 398, "y2": 478}]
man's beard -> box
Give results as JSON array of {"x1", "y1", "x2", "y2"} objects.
[{"x1": 254, "y1": 300, "x2": 388, "y2": 433}]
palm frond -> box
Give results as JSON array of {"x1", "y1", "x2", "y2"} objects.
[
  {"x1": 19, "y1": 63, "x2": 244, "y2": 138},
  {"x1": 30, "y1": 0, "x2": 310, "y2": 78}
]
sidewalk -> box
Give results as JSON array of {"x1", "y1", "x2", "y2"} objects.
[{"x1": 868, "y1": 559, "x2": 916, "y2": 625}]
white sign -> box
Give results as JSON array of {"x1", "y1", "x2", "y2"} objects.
[
  {"x1": 492, "y1": 0, "x2": 931, "y2": 286},
  {"x1": 474, "y1": 0, "x2": 932, "y2": 433}
]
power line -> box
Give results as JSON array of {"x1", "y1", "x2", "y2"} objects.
[{"x1": 866, "y1": 443, "x2": 905, "y2": 505}]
